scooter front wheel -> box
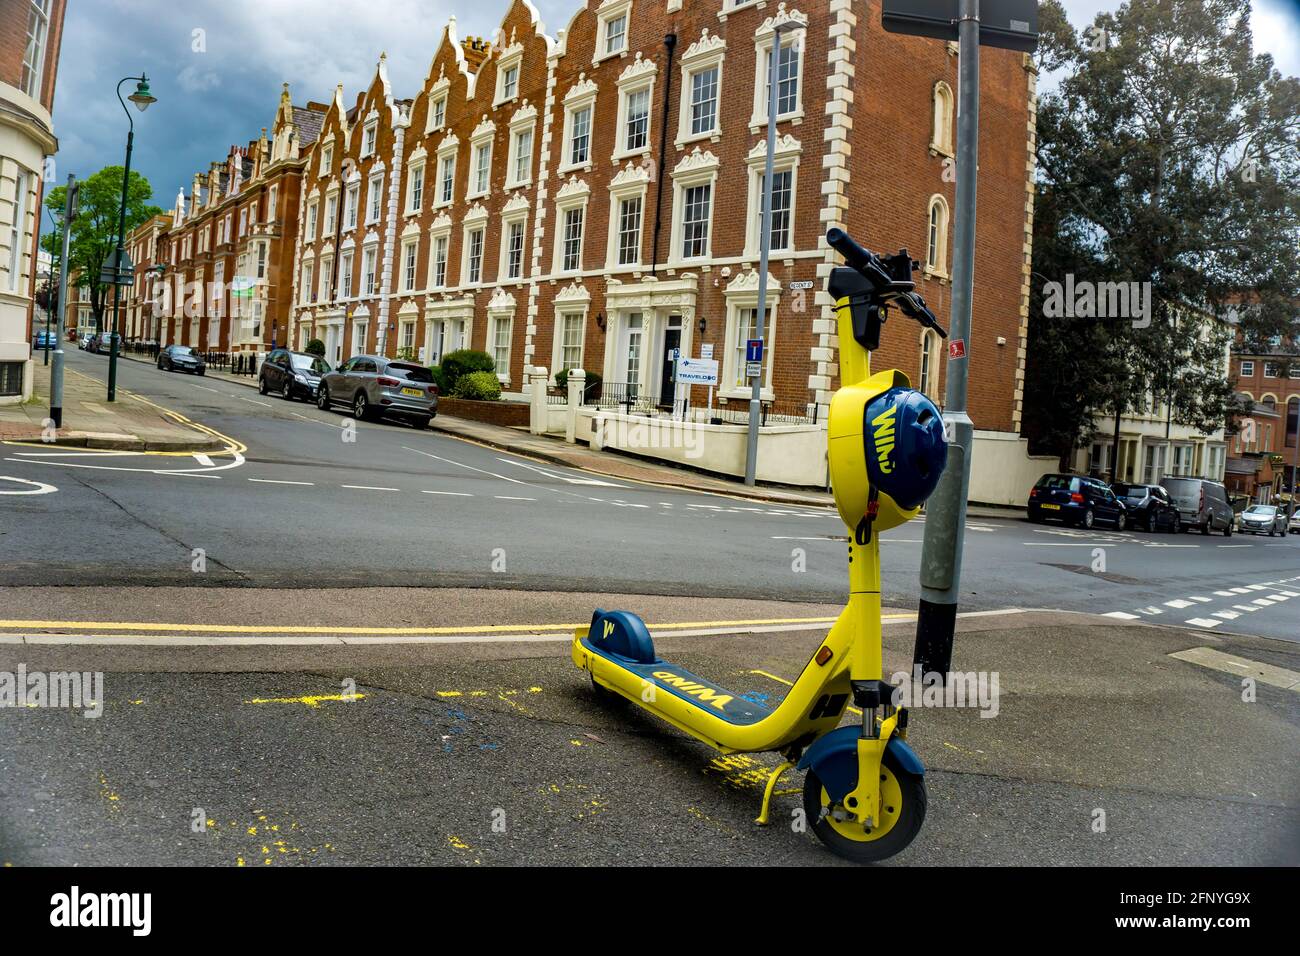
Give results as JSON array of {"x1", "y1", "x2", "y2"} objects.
[{"x1": 804, "y1": 748, "x2": 926, "y2": 863}]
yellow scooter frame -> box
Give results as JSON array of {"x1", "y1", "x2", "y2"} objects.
[{"x1": 573, "y1": 283, "x2": 933, "y2": 862}]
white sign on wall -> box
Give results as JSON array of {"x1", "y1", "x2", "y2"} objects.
[{"x1": 676, "y1": 356, "x2": 719, "y2": 386}]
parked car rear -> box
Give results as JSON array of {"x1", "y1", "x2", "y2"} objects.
[
  {"x1": 1160, "y1": 476, "x2": 1233, "y2": 536},
  {"x1": 316, "y1": 354, "x2": 438, "y2": 427},
  {"x1": 157, "y1": 344, "x2": 206, "y2": 375},
  {"x1": 259, "y1": 348, "x2": 330, "y2": 401},
  {"x1": 1111, "y1": 482, "x2": 1180, "y2": 533},
  {"x1": 1028, "y1": 474, "x2": 1128, "y2": 531}
]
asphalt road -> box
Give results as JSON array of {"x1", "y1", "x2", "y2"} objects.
[{"x1": 1, "y1": 347, "x2": 1297, "y2": 641}]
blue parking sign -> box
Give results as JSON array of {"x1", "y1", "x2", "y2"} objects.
[{"x1": 746, "y1": 339, "x2": 764, "y2": 362}]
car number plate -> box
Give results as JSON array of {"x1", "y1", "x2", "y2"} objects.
[
  {"x1": 1041, "y1": 503, "x2": 1060, "y2": 510},
  {"x1": 400, "y1": 387, "x2": 423, "y2": 397}
]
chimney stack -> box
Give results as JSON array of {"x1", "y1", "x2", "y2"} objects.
[{"x1": 461, "y1": 35, "x2": 492, "y2": 72}]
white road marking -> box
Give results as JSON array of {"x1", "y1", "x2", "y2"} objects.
[
  {"x1": 1103, "y1": 611, "x2": 1140, "y2": 620},
  {"x1": 496, "y1": 457, "x2": 626, "y2": 487},
  {"x1": 241, "y1": 398, "x2": 273, "y2": 408},
  {"x1": 0, "y1": 476, "x2": 58, "y2": 495},
  {"x1": 192, "y1": 385, "x2": 219, "y2": 393},
  {"x1": 1233, "y1": 604, "x2": 1259, "y2": 613},
  {"x1": 1252, "y1": 598, "x2": 1276, "y2": 606},
  {"x1": 1212, "y1": 611, "x2": 1241, "y2": 620},
  {"x1": 421, "y1": 490, "x2": 472, "y2": 497},
  {"x1": 342, "y1": 485, "x2": 400, "y2": 492},
  {"x1": 1137, "y1": 606, "x2": 1163, "y2": 615},
  {"x1": 1213, "y1": 590, "x2": 1236, "y2": 597},
  {"x1": 192, "y1": 453, "x2": 214, "y2": 467},
  {"x1": 1184, "y1": 617, "x2": 1222, "y2": 628},
  {"x1": 248, "y1": 478, "x2": 314, "y2": 486},
  {"x1": 1170, "y1": 647, "x2": 1300, "y2": 691},
  {"x1": 403, "y1": 446, "x2": 527, "y2": 484},
  {"x1": 1188, "y1": 596, "x2": 1212, "y2": 603},
  {"x1": 495, "y1": 495, "x2": 537, "y2": 502},
  {"x1": 1230, "y1": 587, "x2": 1252, "y2": 594},
  {"x1": 1164, "y1": 599, "x2": 1194, "y2": 609}
]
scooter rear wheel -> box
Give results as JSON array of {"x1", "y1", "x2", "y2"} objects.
[{"x1": 804, "y1": 748, "x2": 926, "y2": 863}]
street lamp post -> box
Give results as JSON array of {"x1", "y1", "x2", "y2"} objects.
[
  {"x1": 744, "y1": 19, "x2": 804, "y2": 486},
  {"x1": 105, "y1": 74, "x2": 157, "y2": 402}
]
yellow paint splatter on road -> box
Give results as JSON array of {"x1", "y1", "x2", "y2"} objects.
[{"x1": 245, "y1": 692, "x2": 365, "y2": 708}]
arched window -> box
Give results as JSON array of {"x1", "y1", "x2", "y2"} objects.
[
  {"x1": 919, "y1": 329, "x2": 940, "y2": 397},
  {"x1": 1287, "y1": 397, "x2": 1299, "y2": 449},
  {"x1": 931, "y1": 81, "x2": 954, "y2": 155},
  {"x1": 926, "y1": 195, "x2": 949, "y2": 275}
]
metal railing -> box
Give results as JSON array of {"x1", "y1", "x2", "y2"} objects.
[{"x1": 708, "y1": 400, "x2": 821, "y2": 426}]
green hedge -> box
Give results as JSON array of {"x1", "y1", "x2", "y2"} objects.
[
  {"x1": 427, "y1": 365, "x2": 450, "y2": 396},
  {"x1": 440, "y1": 349, "x2": 495, "y2": 393},
  {"x1": 452, "y1": 370, "x2": 502, "y2": 401},
  {"x1": 555, "y1": 369, "x2": 603, "y2": 401},
  {"x1": 304, "y1": 338, "x2": 326, "y2": 357}
]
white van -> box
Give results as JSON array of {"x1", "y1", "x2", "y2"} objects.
[{"x1": 1160, "y1": 476, "x2": 1233, "y2": 536}]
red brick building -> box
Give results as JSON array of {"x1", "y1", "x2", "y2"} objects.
[
  {"x1": 287, "y1": 0, "x2": 1037, "y2": 448},
  {"x1": 1, "y1": 0, "x2": 67, "y2": 402},
  {"x1": 1227, "y1": 344, "x2": 1300, "y2": 503}
]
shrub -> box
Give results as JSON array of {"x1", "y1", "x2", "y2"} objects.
[
  {"x1": 441, "y1": 349, "x2": 496, "y2": 392},
  {"x1": 304, "y1": 338, "x2": 326, "y2": 357},
  {"x1": 452, "y1": 370, "x2": 503, "y2": 401},
  {"x1": 555, "y1": 369, "x2": 603, "y2": 401},
  {"x1": 427, "y1": 365, "x2": 450, "y2": 396}
]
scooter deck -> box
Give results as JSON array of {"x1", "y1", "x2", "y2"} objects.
[{"x1": 581, "y1": 637, "x2": 771, "y2": 725}]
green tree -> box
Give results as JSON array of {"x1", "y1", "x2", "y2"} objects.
[
  {"x1": 41, "y1": 166, "x2": 164, "y2": 333},
  {"x1": 1024, "y1": 0, "x2": 1300, "y2": 471}
]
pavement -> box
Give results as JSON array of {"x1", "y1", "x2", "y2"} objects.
[
  {"x1": 0, "y1": 355, "x2": 229, "y2": 453},
  {"x1": 1, "y1": 602, "x2": 1295, "y2": 866}
]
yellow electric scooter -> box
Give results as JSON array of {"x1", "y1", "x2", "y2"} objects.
[{"x1": 572, "y1": 228, "x2": 949, "y2": 862}]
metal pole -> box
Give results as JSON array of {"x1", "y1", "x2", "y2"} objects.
[
  {"x1": 745, "y1": 23, "x2": 801, "y2": 486},
  {"x1": 50, "y1": 175, "x2": 75, "y2": 429},
  {"x1": 107, "y1": 125, "x2": 133, "y2": 402},
  {"x1": 915, "y1": 0, "x2": 979, "y2": 679}
]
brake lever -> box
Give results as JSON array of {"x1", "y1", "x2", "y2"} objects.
[{"x1": 896, "y1": 292, "x2": 948, "y2": 338}]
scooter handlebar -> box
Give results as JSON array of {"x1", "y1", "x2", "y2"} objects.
[{"x1": 827, "y1": 228, "x2": 947, "y2": 337}]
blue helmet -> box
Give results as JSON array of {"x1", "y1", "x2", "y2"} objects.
[{"x1": 863, "y1": 387, "x2": 948, "y2": 511}]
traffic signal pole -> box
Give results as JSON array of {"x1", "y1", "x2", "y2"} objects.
[{"x1": 50, "y1": 175, "x2": 76, "y2": 429}]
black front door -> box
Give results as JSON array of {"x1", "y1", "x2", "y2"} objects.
[{"x1": 659, "y1": 326, "x2": 681, "y2": 407}]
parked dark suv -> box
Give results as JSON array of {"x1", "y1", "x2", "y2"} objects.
[
  {"x1": 259, "y1": 348, "x2": 331, "y2": 401},
  {"x1": 1111, "y1": 482, "x2": 1180, "y2": 533},
  {"x1": 1028, "y1": 474, "x2": 1128, "y2": 531},
  {"x1": 157, "y1": 344, "x2": 206, "y2": 375}
]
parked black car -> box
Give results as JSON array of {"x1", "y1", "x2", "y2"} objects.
[
  {"x1": 259, "y1": 348, "x2": 331, "y2": 401},
  {"x1": 1028, "y1": 474, "x2": 1129, "y2": 531},
  {"x1": 157, "y1": 344, "x2": 206, "y2": 375},
  {"x1": 1111, "y1": 482, "x2": 1180, "y2": 533}
]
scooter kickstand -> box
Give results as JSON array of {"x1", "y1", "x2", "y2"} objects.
[{"x1": 754, "y1": 760, "x2": 795, "y2": 825}]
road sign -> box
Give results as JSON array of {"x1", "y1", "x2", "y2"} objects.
[
  {"x1": 882, "y1": 0, "x2": 1038, "y2": 52},
  {"x1": 98, "y1": 249, "x2": 134, "y2": 286},
  {"x1": 746, "y1": 339, "x2": 764, "y2": 362},
  {"x1": 700, "y1": 343, "x2": 714, "y2": 360},
  {"x1": 789, "y1": 280, "x2": 814, "y2": 291},
  {"x1": 745, "y1": 361, "x2": 762, "y2": 379},
  {"x1": 676, "y1": 356, "x2": 719, "y2": 386}
]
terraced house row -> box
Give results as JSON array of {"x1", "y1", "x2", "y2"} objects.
[{"x1": 123, "y1": 0, "x2": 1045, "y2": 497}]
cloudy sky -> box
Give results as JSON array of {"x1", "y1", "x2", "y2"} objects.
[{"x1": 48, "y1": 0, "x2": 1300, "y2": 231}]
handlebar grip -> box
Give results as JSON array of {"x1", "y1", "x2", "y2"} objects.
[{"x1": 826, "y1": 228, "x2": 873, "y2": 271}]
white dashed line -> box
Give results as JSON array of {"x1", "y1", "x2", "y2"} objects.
[
  {"x1": 342, "y1": 485, "x2": 399, "y2": 492},
  {"x1": 248, "y1": 478, "x2": 314, "y2": 486},
  {"x1": 1184, "y1": 617, "x2": 1222, "y2": 628},
  {"x1": 1164, "y1": 599, "x2": 1194, "y2": 609},
  {"x1": 495, "y1": 495, "x2": 537, "y2": 501},
  {"x1": 241, "y1": 398, "x2": 273, "y2": 408},
  {"x1": 1103, "y1": 611, "x2": 1141, "y2": 620},
  {"x1": 421, "y1": 490, "x2": 472, "y2": 497}
]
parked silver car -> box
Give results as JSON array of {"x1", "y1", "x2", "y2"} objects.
[
  {"x1": 1239, "y1": 504, "x2": 1287, "y2": 536},
  {"x1": 316, "y1": 354, "x2": 439, "y2": 427},
  {"x1": 1160, "y1": 476, "x2": 1234, "y2": 536}
]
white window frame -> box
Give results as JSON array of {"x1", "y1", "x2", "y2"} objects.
[
  {"x1": 1239, "y1": 360, "x2": 1254, "y2": 377},
  {"x1": 267, "y1": 184, "x2": 278, "y2": 221},
  {"x1": 931, "y1": 81, "x2": 955, "y2": 156},
  {"x1": 612, "y1": 54, "x2": 656, "y2": 162},
  {"x1": 605, "y1": 163, "x2": 650, "y2": 270},
  {"x1": 367, "y1": 172, "x2": 384, "y2": 225},
  {"x1": 553, "y1": 178, "x2": 591, "y2": 276},
  {"x1": 462, "y1": 207, "x2": 488, "y2": 287},
  {"x1": 345, "y1": 183, "x2": 360, "y2": 231},
  {"x1": 426, "y1": 75, "x2": 450, "y2": 134},
  {"x1": 468, "y1": 119, "x2": 494, "y2": 199},
  {"x1": 677, "y1": 29, "x2": 726, "y2": 146},
  {"x1": 427, "y1": 221, "x2": 451, "y2": 290},
  {"x1": 669, "y1": 148, "x2": 720, "y2": 267},
  {"x1": 406, "y1": 158, "x2": 425, "y2": 215},
  {"x1": 749, "y1": 9, "x2": 809, "y2": 130},
  {"x1": 6, "y1": 168, "x2": 29, "y2": 292},
  {"x1": 306, "y1": 200, "x2": 319, "y2": 240},
  {"x1": 559, "y1": 76, "x2": 599, "y2": 175},
  {"x1": 362, "y1": 245, "x2": 378, "y2": 297},
  {"x1": 721, "y1": 271, "x2": 781, "y2": 400},
  {"x1": 332, "y1": 251, "x2": 347, "y2": 299},
  {"x1": 362, "y1": 120, "x2": 378, "y2": 159},
  {"x1": 319, "y1": 143, "x2": 334, "y2": 177},
  {"x1": 553, "y1": 309, "x2": 589, "y2": 377},
  {"x1": 595, "y1": 1, "x2": 633, "y2": 63},
  {"x1": 323, "y1": 190, "x2": 338, "y2": 233},
  {"x1": 1263, "y1": 362, "x2": 1280, "y2": 378},
  {"x1": 401, "y1": 237, "x2": 419, "y2": 293},
  {"x1": 498, "y1": 197, "x2": 530, "y2": 284},
  {"x1": 743, "y1": 134, "x2": 802, "y2": 258},
  {"x1": 487, "y1": 303, "x2": 515, "y2": 382},
  {"x1": 435, "y1": 135, "x2": 459, "y2": 209},
  {"x1": 20, "y1": 0, "x2": 50, "y2": 99},
  {"x1": 925, "y1": 194, "x2": 950, "y2": 278},
  {"x1": 495, "y1": 43, "x2": 524, "y2": 106},
  {"x1": 300, "y1": 260, "x2": 314, "y2": 305},
  {"x1": 506, "y1": 103, "x2": 537, "y2": 189}
]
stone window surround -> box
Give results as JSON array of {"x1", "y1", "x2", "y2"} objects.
[
  {"x1": 676, "y1": 28, "x2": 726, "y2": 148},
  {"x1": 749, "y1": 5, "x2": 809, "y2": 131},
  {"x1": 612, "y1": 53, "x2": 657, "y2": 163},
  {"x1": 605, "y1": 162, "x2": 650, "y2": 271},
  {"x1": 552, "y1": 176, "x2": 591, "y2": 277},
  {"x1": 721, "y1": 269, "x2": 781, "y2": 401},
  {"x1": 668, "y1": 147, "x2": 720, "y2": 268},
  {"x1": 742, "y1": 134, "x2": 802, "y2": 259}
]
